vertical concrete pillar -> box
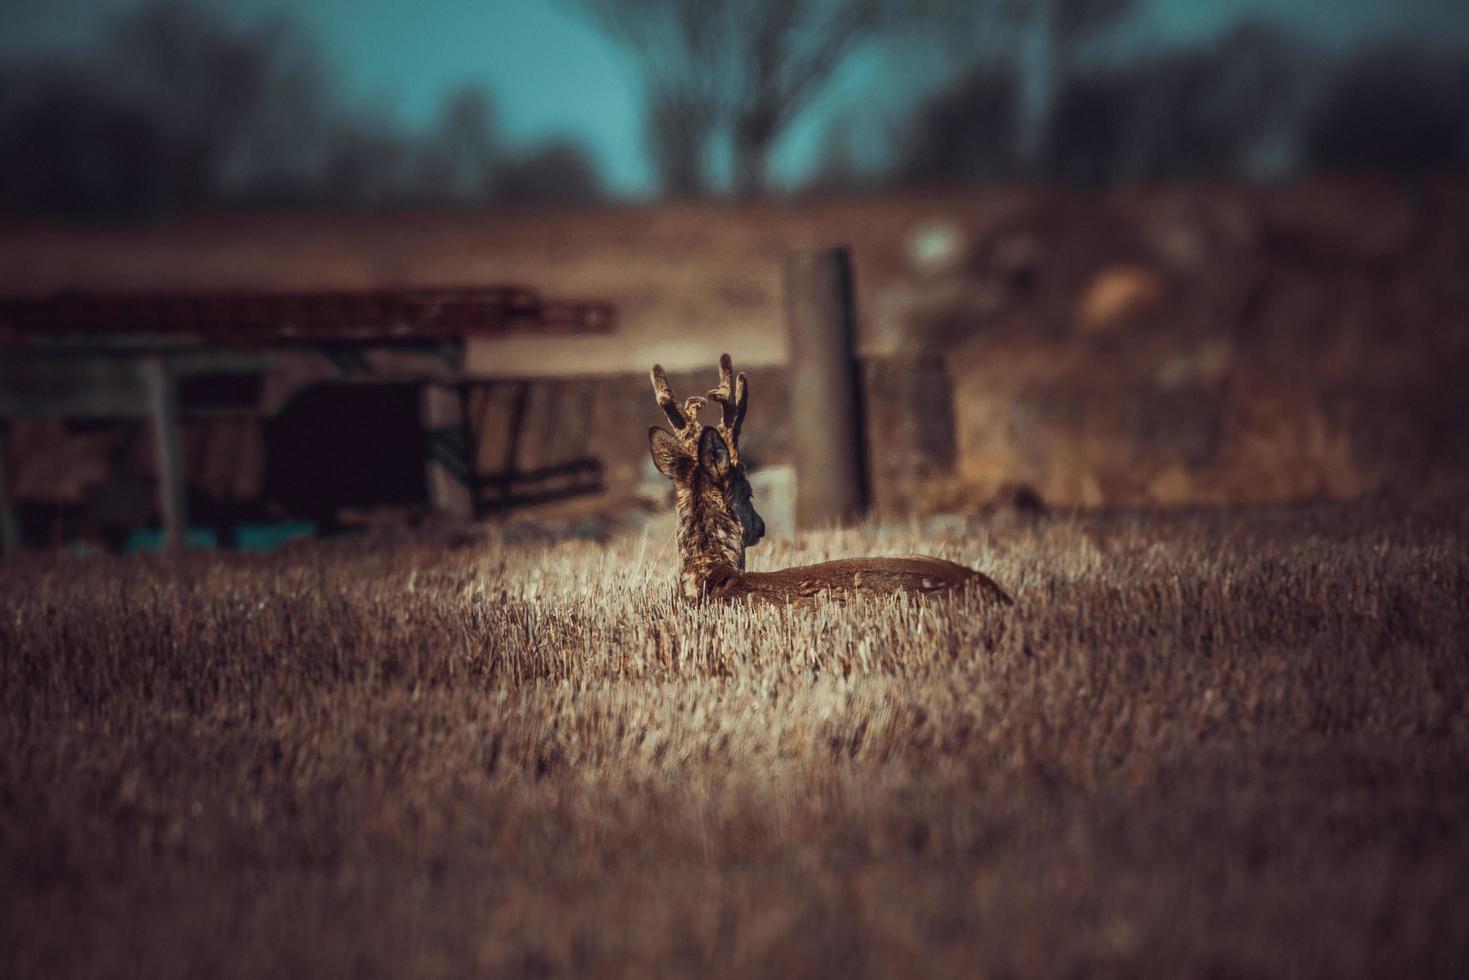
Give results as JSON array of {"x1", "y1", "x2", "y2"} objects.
[
  {"x1": 143, "y1": 357, "x2": 187, "y2": 549},
  {"x1": 784, "y1": 247, "x2": 868, "y2": 529}
]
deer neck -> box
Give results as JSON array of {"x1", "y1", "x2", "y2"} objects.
[{"x1": 673, "y1": 476, "x2": 745, "y2": 601}]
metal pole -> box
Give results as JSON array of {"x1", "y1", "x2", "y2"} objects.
[
  {"x1": 143, "y1": 357, "x2": 187, "y2": 550},
  {"x1": 784, "y1": 246, "x2": 868, "y2": 529}
]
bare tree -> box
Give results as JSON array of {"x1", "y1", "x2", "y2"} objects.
[
  {"x1": 98, "y1": 0, "x2": 333, "y2": 209},
  {"x1": 568, "y1": 0, "x2": 947, "y2": 197},
  {"x1": 721, "y1": 1, "x2": 927, "y2": 196},
  {"x1": 645, "y1": 83, "x2": 717, "y2": 198},
  {"x1": 804, "y1": 111, "x2": 870, "y2": 195},
  {"x1": 1304, "y1": 41, "x2": 1469, "y2": 176},
  {"x1": 320, "y1": 112, "x2": 416, "y2": 208},
  {"x1": 417, "y1": 85, "x2": 501, "y2": 204},
  {"x1": 0, "y1": 64, "x2": 165, "y2": 219},
  {"x1": 1043, "y1": 22, "x2": 1311, "y2": 185},
  {"x1": 925, "y1": 0, "x2": 1136, "y2": 167},
  {"x1": 1027, "y1": 0, "x2": 1134, "y2": 163},
  {"x1": 494, "y1": 139, "x2": 605, "y2": 206},
  {"x1": 895, "y1": 61, "x2": 1020, "y2": 186}
]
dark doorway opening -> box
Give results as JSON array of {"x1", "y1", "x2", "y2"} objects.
[{"x1": 265, "y1": 383, "x2": 426, "y2": 523}]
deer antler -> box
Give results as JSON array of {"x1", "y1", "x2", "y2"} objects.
[
  {"x1": 705, "y1": 353, "x2": 748, "y2": 466},
  {"x1": 652, "y1": 355, "x2": 748, "y2": 461},
  {"x1": 650, "y1": 363, "x2": 705, "y2": 447}
]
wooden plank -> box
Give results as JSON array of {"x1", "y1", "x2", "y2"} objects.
[
  {"x1": 475, "y1": 458, "x2": 604, "y2": 512},
  {"x1": 502, "y1": 382, "x2": 532, "y2": 473},
  {"x1": 469, "y1": 384, "x2": 519, "y2": 476},
  {"x1": 143, "y1": 358, "x2": 187, "y2": 549}
]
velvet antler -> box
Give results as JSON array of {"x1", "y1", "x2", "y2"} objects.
[{"x1": 704, "y1": 353, "x2": 748, "y2": 466}]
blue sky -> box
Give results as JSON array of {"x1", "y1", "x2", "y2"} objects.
[{"x1": 2, "y1": 0, "x2": 1465, "y2": 195}]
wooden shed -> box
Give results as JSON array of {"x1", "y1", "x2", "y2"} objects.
[{"x1": 0, "y1": 286, "x2": 615, "y2": 551}]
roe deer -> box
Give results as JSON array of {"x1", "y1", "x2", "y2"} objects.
[{"x1": 649, "y1": 354, "x2": 1012, "y2": 606}]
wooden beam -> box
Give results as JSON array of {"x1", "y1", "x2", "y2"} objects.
[
  {"x1": 143, "y1": 357, "x2": 187, "y2": 549},
  {"x1": 0, "y1": 422, "x2": 18, "y2": 556},
  {"x1": 784, "y1": 247, "x2": 869, "y2": 529}
]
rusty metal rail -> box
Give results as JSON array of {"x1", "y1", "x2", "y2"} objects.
[{"x1": 0, "y1": 286, "x2": 615, "y2": 347}]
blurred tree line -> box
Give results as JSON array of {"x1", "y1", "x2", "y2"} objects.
[
  {"x1": 0, "y1": 0, "x2": 604, "y2": 220},
  {"x1": 2, "y1": 0, "x2": 1466, "y2": 221},
  {"x1": 889, "y1": 21, "x2": 1469, "y2": 190},
  {"x1": 571, "y1": 0, "x2": 1469, "y2": 197}
]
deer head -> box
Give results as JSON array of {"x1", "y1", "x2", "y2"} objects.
[{"x1": 649, "y1": 354, "x2": 765, "y2": 575}]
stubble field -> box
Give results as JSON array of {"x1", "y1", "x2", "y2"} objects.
[{"x1": 3, "y1": 501, "x2": 1468, "y2": 978}]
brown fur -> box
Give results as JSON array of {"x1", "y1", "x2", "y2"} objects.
[
  {"x1": 653, "y1": 427, "x2": 748, "y2": 602},
  {"x1": 704, "y1": 556, "x2": 1013, "y2": 605},
  {"x1": 650, "y1": 355, "x2": 1012, "y2": 606}
]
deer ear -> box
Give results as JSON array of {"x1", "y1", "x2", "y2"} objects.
[
  {"x1": 698, "y1": 426, "x2": 730, "y2": 479},
  {"x1": 649, "y1": 426, "x2": 691, "y2": 480}
]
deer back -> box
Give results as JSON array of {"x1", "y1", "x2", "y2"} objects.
[{"x1": 704, "y1": 555, "x2": 1013, "y2": 605}]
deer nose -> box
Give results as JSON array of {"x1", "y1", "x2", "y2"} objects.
[{"x1": 751, "y1": 516, "x2": 766, "y2": 544}]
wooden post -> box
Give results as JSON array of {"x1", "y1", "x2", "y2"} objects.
[
  {"x1": 784, "y1": 246, "x2": 868, "y2": 529},
  {"x1": 0, "y1": 422, "x2": 18, "y2": 556},
  {"x1": 421, "y1": 381, "x2": 475, "y2": 519},
  {"x1": 143, "y1": 357, "x2": 187, "y2": 549}
]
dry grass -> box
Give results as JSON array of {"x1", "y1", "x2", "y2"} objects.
[{"x1": 3, "y1": 502, "x2": 1468, "y2": 978}]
